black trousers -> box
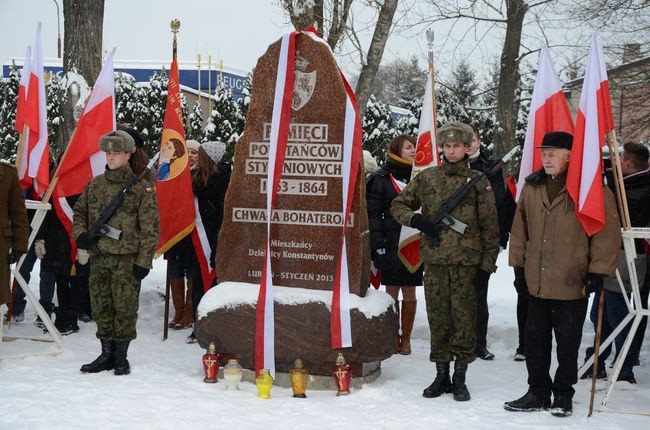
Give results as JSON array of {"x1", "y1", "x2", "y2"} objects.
[
  {"x1": 474, "y1": 272, "x2": 490, "y2": 349},
  {"x1": 525, "y1": 296, "x2": 588, "y2": 399},
  {"x1": 516, "y1": 292, "x2": 528, "y2": 353}
]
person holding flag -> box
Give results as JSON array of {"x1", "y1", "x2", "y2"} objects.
[
  {"x1": 505, "y1": 131, "x2": 620, "y2": 417},
  {"x1": 72, "y1": 131, "x2": 159, "y2": 376},
  {"x1": 391, "y1": 122, "x2": 499, "y2": 402},
  {"x1": 366, "y1": 135, "x2": 423, "y2": 355},
  {"x1": 186, "y1": 141, "x2": 231, "y2": 343}
]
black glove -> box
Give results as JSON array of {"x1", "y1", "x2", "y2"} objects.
[
  {"x1": 75, "y1": 232, "x2": 93, "y2": 250},
  {"x1": 513, "y1": 267, "x2": 528, "y2": 295},
  {"x1": 133, "y1": 264, "x2": 150, "y2": 280},
  {"x1": 372, "y1": 248, "x2": 391, "y2": 271},
  {"x1": 7, "y1": 249, "x2": 25, "y2": 264},
  {"x1": 410, "y1": 214, "x2": 439, "y2": 238},
  {"x1": 475, "y1": 268, "x2": 490, "y2": 287},
  {"x1": 584, "y1": 273, "x2": 604, "y2": 296}
]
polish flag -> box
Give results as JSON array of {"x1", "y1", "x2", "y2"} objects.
[
  {"x1": 396, "y1": 69, "x2": 440, "y2": 273},
  {"x1": 516, "y1": 44, "x2": 574, "y2": 201},
  {"x1": 190, "y1": 197, "x2": 216, "y2": 292},
  {"x1": 567, "y1": 35, "x2": 614, "y2": 236},
  {"x1": 18, "y1": 23, "x2": 50, "y2": 196},
  {"x1": 14, "y1": 45, "x2": 31, "y2": 134},
  {"x1": 53, "y1": 48, "x2": 116, "y2": 255}
]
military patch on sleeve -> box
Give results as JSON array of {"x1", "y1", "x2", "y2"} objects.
[
  {"x1": 485, "y1": 185, "x2": 493, "y2": 192},
  {"x1": 145, "y1": 187, "x2": 154, "y2": 193}
]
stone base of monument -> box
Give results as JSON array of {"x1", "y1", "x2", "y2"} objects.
[{"x1": 195, "y1": 282, "x2": 398, "y2": 377}]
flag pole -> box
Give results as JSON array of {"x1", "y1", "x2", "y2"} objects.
[
  {"x1": 163, "y1": 19, "x2": 181, "y2": 340},
  {"x1": 426, "y1": 28, "x2": 436, "y2": 135},
  {"x1": 605, "y1": 130, "x2": 631, "y2": 229}
]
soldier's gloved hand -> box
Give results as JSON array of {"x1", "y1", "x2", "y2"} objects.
[
  {"x1": 34, "y1": 240, "x2": 47, "y2": 260},
  {"x1": 584, "y1": 273, "x2": 604, "y2": 296},
  {"x1": 513, "y1": 267, "x2": 528, "y2": 295},
  {"x1": 410, "y1": 214, "x2": 439, "y2": 238},
  {"x1": 7, "y1": 249, "x2": 25, "y2": 264},
  {"x1": 475, "y1": 268, "x2": 491, "y2": 286},
  {"x1": 133, "y1": 264, "x2": 150, "y2": 280},
  {"x1": 76, "y1": 249, "x2": 90, "y2": 265},
  {"x1": 75, "y1": 233, "x2": 93, "y2": 250}
]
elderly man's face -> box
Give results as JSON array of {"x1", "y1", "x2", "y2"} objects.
[{"x1": 541, "y1": 148, "x2": 570, "y2": 177}]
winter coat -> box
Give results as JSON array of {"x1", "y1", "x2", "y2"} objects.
[
  {"x1": 366, "y1": 155, "x2": 423, "y2": 286},
  {"x1": 0, "y1": 163, "x2": 29, "y2": 304},
  {"x1": 72, "y1": 164, "x2": 160, "y2": 269},
  {"x1": 470, "y1": 151, "x2": 516, "y2": 248},
  {"x1": 391, "y1": 158, "x2": 500, "y2": 273},
  {"x1": 193, "y1": 163, "x2": 231, "y2": 267},
  {"x1": 606, "y1": 168, "x2": 650, "y2": 253},
  {"x1": 509, "y1": 169, "x2": 621, "y2": 300},
  {"x1": 36, "y1": 199, "x2": 75, "y2": 276}
]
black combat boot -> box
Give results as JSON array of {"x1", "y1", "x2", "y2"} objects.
[
  {"x1": 80, "y1": 339, "x2": 114, "y2": 373},
  {"x1": 504, "y1": 391, "x2": 551, "y2": 412},
  {"x1": 451, "y1": 361, "x2": 471, "y2": 401},
  {"x1": 423, "y1": 362, "x2": 452, "y2": 398},
  {"x1": 113, "y1": 340, "x2": 131, "y2": 375}
]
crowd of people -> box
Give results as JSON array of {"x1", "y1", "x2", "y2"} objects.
[{"x1": 2, "y1": 120, "x2": 649, "y2": 417}]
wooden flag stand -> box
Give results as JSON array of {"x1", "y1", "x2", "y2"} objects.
[{"x1": 1, "y1": 199, "x2": 64, "y2": 360}]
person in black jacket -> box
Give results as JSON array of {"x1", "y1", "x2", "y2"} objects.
[
  {"x1": 366, "y1": 135, "x2": 423, "y2": 355},
  {"x1": 186, "y1": 141, "x2": 231, "y2": 343},
  {"x1": 581, "y1": 142, "x2": 650, "y2": 383},
  {"x1": 467, "y1": 125, "x2": 515, "y2": 360}
]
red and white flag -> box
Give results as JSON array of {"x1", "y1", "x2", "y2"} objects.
[
  {"x1": 14, "y1": 45, "x2": 32, "y2": 134},
  {"x1": 255, "y1": 32, "x2": 296, "y2": 377},
  {"x1": 18, "y1": 23, "x2": 50, "y2": 196},
  {"x1": 396, "y1": 69, "x2": 440, "y2": 273},
  {"x1": 517, "y1": 44, "x2": 574, "y2": 201},
  {"x1": 53, "y1": 48, "x2": 116, "y2": 256},
  {"x1": 567, "y1": 35, "x2": 614, "y2": 236},
  {"x1": 190, "y1": 197, "x2": 217, "y2": 292}
]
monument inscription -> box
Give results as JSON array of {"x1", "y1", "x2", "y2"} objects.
[{"x1": 216, "y1": 34, "x2": 369, "y2": 295}]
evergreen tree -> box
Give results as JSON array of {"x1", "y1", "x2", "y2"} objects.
[
  {"x1": 187, "y1": 100, "x2": 204, "y2": 141},
  {"x1": 235, "y1": 72, "x2": 252, "y2": 133},
  {"x1": 46, "y1": 72, "x2": 65, "y2": 157},
  {"x1": 137, "y1": 69, "x2": 168, "y2": 156},
  {"x1": 362, "y1": 94, "x2": 395, "y2": 164},
  {"x1": 114, "y1": 72, "x2": 140, "y2": 129},
  {"x1": 204, "y1": 84, "x2": 240, "y2": 163},
  {"x1": 0, "y1": 64, "x2": 20, "y2": 162}
]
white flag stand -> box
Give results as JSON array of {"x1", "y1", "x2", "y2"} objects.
[
  {"x1": 578, "y1": 227, "x2": 650, "y2": 412},
  {"x1": 0, "y1": 199, "x2": 64, "y2": 360}
]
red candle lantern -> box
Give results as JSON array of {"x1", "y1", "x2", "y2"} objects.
[
  {"x1": 333, "y1": 352, "x2": 351, "y2": 395},
  {"x1": 202, "y1": 342, "x2": 220, "y2": 383}
]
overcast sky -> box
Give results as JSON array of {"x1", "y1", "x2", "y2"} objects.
[{"x1": 0, "y1": 0, "x2": 500, "y2": 81}]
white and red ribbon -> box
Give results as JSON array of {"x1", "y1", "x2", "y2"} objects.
[
  {"x1": 255, "y1": 32, "x2": 296, "y2": 377},
  {"x1": 191, "y1": 197, "x2": 217, "y2": 292}
]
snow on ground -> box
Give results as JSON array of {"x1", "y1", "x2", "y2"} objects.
[{"x1": 1, "y1": 251, "x2": 649, "y2": 429}]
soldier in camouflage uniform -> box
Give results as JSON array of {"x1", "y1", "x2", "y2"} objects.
[
  {"x1": 72, "y1": 130, "x2": 159, "y2": 376},
  {"x1": 391, "y1": 122, "x2": 499, "y2": 401}
]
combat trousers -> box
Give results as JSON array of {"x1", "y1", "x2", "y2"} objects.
[
  {"x1": 89, "y1": 254, "x2": 141, "y2": 341},
  {"x1": 525, "y1": 296, "x2": 588, "y2": 399},
  {"x1": 474, "y1": 271, "x2": 491, "y2": 350},
  {"x1": 424, "y1": 264, "x2": 477, "y2": 364}
]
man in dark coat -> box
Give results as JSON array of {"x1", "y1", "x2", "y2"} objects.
[
  {"x1": 581, "y1": 142, "x2": 650, "y2": 383},
  {"x1": 0, "y1": 162, "x2": 28, "y2": 307},
  {"x1": 467, "y1": 125, "x2": 516, "y2": 360}
]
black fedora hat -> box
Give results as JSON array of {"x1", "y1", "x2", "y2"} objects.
[{"x1": 537, "y1": 131, "x2": 573, "y2": 150}]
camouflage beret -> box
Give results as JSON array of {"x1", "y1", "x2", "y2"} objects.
[
  {"x1": 99, "y1": 130, "x2": 135, "y2": 153},
  {"x1": 437, "y1": 121, "x2": 474, "y2": 147}
]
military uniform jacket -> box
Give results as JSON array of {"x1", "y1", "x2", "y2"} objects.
[
  {"x1": 390, "y1": 160, "x2": 500, "y2": 273},
  {"x1": 72, "y1": 164, "x2": 160, "y2": 269},
  {"x1": 509, "y1": 169, "x2": 621, "y2": 300},
  {"x1": 0, "y1": 163, "x2": 29, "y2": 304}
]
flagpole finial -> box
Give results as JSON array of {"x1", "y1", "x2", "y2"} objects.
[
  {"x1": 425, "y1": 29, "x2": 434, "y2": 68},
  {"x1": 170, "y1": 19, "x2": 180, "y2": 60}
]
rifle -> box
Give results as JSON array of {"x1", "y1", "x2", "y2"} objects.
[
  {"x1": 426, "y1": 145, "x2": 520, "y2": 245},
  {"x1": 86, "y1": 153, "x2": 159, "y2": 250}
]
